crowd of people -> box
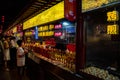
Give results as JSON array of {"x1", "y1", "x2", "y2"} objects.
[{"x1": 0, "y1": 35, "x2": 28, "y2": 80}]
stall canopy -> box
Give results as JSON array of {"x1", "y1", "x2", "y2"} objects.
[{"x1": 6, "y1": 0, "x2": 63, "y2": 32}]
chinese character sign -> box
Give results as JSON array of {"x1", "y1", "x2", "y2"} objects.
[
  {"x1": 107, "y1": 24, "x2": 119, "y2": 34},
  {"x1": 107, "y1": 11, "x2": 119, "y2": 21},
  {"x1": 64, "y1": 0, "x2": 76, "y2": 21}
]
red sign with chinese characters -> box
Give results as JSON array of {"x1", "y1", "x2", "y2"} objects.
[
  {"x1": 64, "y1": 0, "x2": 76, "y2": 21},
  {"x1": 54, "y1": 32, "x2": 62, "y2": 36},
  {"x1": 17, "y1": 24, "x2": 23, "y2": 32},
  {"x1": 54, "y1": 24, "x2": 62, "y2": 29}
]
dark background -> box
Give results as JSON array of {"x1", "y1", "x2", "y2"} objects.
[{"x1": 0, "y1": 0, "x2": 30, "y2": 31}]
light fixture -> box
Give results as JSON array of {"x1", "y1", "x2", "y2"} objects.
[{"x1": 62, "y1": 22, "x2": 69, "y2": 26}]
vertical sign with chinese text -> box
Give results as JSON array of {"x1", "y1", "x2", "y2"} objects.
[
  {"x1": 107, "y1": 10, "x2": 119, "y2": 34},
  {"x1": 64, "y1": 0, "x2": 76, "y2": 21}
]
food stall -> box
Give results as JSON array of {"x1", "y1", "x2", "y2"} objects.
[
  {"x1": 23, "y1": 1, "x2": 83, "y2": 80},
  {"x1": 13, "y1": 0, "x2": 120, "y2": 80}
]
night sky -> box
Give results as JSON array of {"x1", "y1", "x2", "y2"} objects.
[{"x1": 0, "y1": 0, "x2": 30, "y2": 31}]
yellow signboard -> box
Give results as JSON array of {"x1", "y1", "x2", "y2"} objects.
[
  {"x1": 25, "y1": 32, "x2": 32, "y2": 36},
  {"x1": 12, "y1": 27, "x2": 17, "y2": 33},
  {"x1": 49, "y1": 25, "x2": 54, "y2": 30},
  {"x1": 107, "y1": 24, "x2": 119, "y2": 34},
  {"x1": 82, "y1": 0, "x2": 119, "y2": 12},
  {"x1": 23, "y1": 1, "x2": 64, "y2": 30},
  {"x1": 38, "y1": 31, "x2": 54, "y2": 37},
  {"x1": 107, "y1": 11, "x2": 119, "y2": 21}
]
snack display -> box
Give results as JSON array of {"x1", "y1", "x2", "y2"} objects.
[{"x1": 81, "y1": 66, "x2": 119, "y2": 80}]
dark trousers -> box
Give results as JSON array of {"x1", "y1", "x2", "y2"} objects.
[
  {"x1": 0, "y1": 52, "x2": 3, "y2": 66},
  {"x1": 17, "y1": 66, "x2": 25, "y2": 80},
  {"x1": 17, "y1": 66, "x2": 25, "y2": 75},
  {"x1": 10, "y1": 47, "x2": 16, "y2": 67}
]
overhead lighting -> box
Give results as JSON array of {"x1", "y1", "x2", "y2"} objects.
[
  {"x1": 30, "y1": 7, "x2": 37, "y2": 9},
  {"x1": 48, "y1": 4, "x2": 53, "y2": 7},
  {"x1": 62, "y1": 22, "x2": 69, "y2": 26},
  {"x1": 38, "y1": 0, "x2": 47, "y2": 3},
  {"x1": 44, "y1": 7, "x2": 48, "y2": 8},
  {"x1": 32, "y1": 5, "x2": 41, "y2": 8},
  {"x1": 35, "y1": 2, "x2": 44, "y2": 5},
  {"x1": 56, "y1": 0, "x2": 61, "y2": 1},
  {"x1": 51, "y1": 2, "x2": 57, "y2": 4}
]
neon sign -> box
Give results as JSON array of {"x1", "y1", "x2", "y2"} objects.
[
  {"x1": 107, "y1": 24, "x2": 119, "y2": 34},
  {"x1": 107, "y1": 11, "x2": 119, "y2": 21},
  {"x1": 54, "y1": 32, "x2": 62, "y2": 36},
  {"x1": 54, "y1": 24, "x2": 62, "y2": 29}
]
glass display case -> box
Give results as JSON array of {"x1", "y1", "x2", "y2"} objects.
[{"x1": 80, "y1": 3, "x2": 120, "y2": 80}]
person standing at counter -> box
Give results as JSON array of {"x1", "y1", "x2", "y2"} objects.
[
  {"x1": 0, "y1": 36, "x2": 4, "y2": 66},
  {"x1": 10, "y1": 36, "x2": 17, "y2": 68},
  {"x1": 3, "y1": 36, "x2": 10, "y2": 71},
  {"x1": 17, "y1": 40, "x2": 28, "y2": 80}
]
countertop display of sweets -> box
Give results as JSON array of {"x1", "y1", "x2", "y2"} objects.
[{"x1": 25, "y1": 42, "x2": 84, "y2": 80}]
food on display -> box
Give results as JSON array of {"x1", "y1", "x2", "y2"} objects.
[{"x1": 81, "y1": 66, "x2": 119, "y2": 80}]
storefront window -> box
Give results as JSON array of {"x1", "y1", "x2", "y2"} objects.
[{"x1": 84, "y1": 9, "x2": 120, "y2": 69}]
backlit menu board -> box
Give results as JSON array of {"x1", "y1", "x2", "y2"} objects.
[{"x1": 23, "y1": 1, "x2": 64, "y2": 30}]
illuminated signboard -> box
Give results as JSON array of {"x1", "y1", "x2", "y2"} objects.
[
  {"x1": 17, "y1": 24, "x2": 23, "y2": 32},
  {"x1": 38, "y1": 31, "x2": 54, "y2": 37},
  {"x1": 23, "y1": 1, "x2": 64, "y2": 30},
  {"x1": 25, "y1": 31, "x2": 32, "y2": 36},
  {"x1": 107, "y1": 24, "x2": 119, "y2": 34},
  {"x1": 34, "y1": 27, "x2": 38, "y2": 39},
  {"x1": 16, "y1": 32, "x2": 23, "y2": 37},
  {"x1": 12, "y1": 27, "x2": 17, "y2": 33},
  {"x1": 54, "y1": 32, "x2": 62, "y2": 36},
  {"x1": 107, "y1": 11, "x2": 119, "y2": 21},
  {"x1": 49, "y1": 25, "x2": 54, "y2": 30},
  {"x1": 82, "y1": 0, "x2": 119, "y2": 12},
  {"x1": 54, "y1": 24, "x2": 62, "y2": 29}
]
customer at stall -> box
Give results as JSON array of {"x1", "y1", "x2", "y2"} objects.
[
  {"x1": 10, "y1": 36, "x2": 17, "y2": 68},
  {"x1": 3, "y1": 36, "x2": 10, "y2": 71},
  {"x1": 0, "y1": 36, "x2": 4, "y2": 67},
  {"x1": 17, "y1": 40, "x2": 28, "y2": 80}
]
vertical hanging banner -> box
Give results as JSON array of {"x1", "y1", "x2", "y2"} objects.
[
  {"x1": 34, "y1": 26, "x2": 38, "y2": 39},
  {"x1": 107, "y1": 10, "x2": 119, "y2": 35},
  {"x1": 64, "y1": 0, "x2": 76, "y2": 21}
]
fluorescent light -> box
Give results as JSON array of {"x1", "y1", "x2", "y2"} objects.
[{"x1": 62, "y1": 22, "x2": 69, "y2": 26}]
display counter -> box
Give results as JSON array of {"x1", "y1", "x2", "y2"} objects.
[
  {"x1": 27, "y1": 49, "x2": 120, "y2": 80},
  {"x1": 27, "y1": 51, "x2": 84, "y2": 80}
]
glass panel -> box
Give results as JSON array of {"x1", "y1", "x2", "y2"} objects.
[{"x1": 82, "y1": 7, "x2": 120, "y2": 79}]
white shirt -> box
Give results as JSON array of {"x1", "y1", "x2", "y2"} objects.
[{"x1": 17, "y1": 47, "x2": 25, "y2": 67}]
